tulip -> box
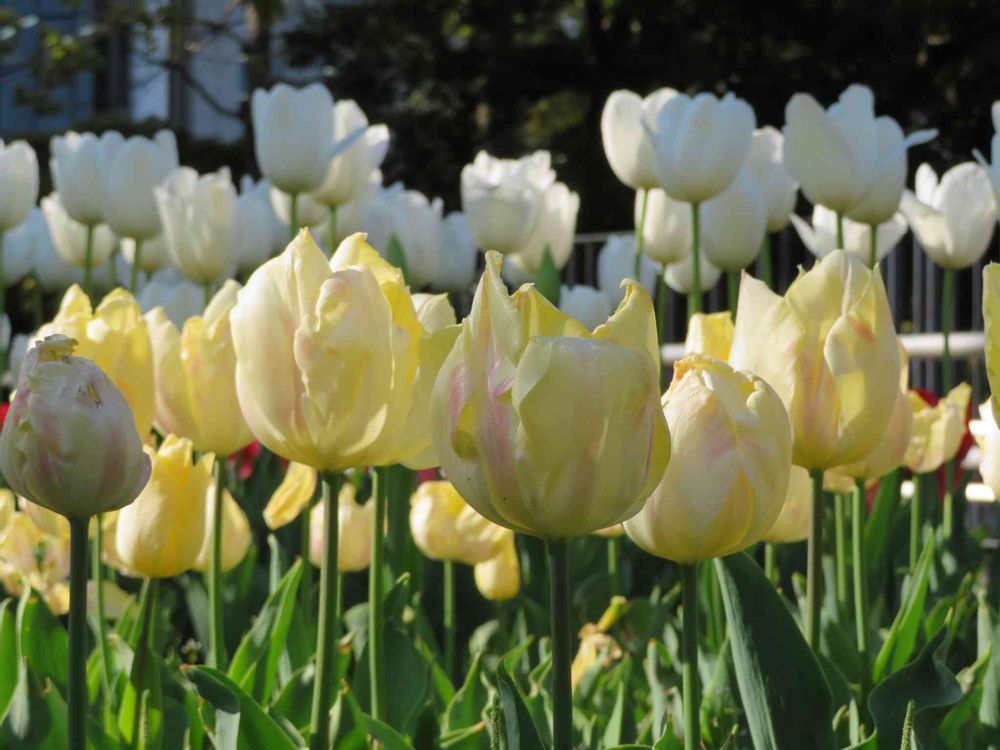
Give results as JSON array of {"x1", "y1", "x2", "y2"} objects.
[
  {"x1": 36, "y1": 285, "x2": 155, "y2": 437},
  {"x1": 412, "y1": 292, "x2": 458, "y2": 334},
  {"x1": 156, "y1": 167, "x2": 237, "y2": 287},
  {"x1": 41, "y1": 193, "x2": 117, "y2": 270},
  {"x1": 270, "y1": 187, "x2": 328, "y2": 229},
  {"x1": 122, "y1": 233, "x2": 172, "y2": 279},
  {"x1": 308, "y1": 482, "x2": 373, "y2": 572},
  {"x1": 763, "y1": 466, "x2": 813, "y2": 544},
  {"x1": 791, "y1": 205, "x2": 908, "y2": 267},
  {"x1": 409, "y1": 480, "x2": 508, "y2": 564},
  {"x1": 435, "y1": 213, "x2": 479, "y2": 293},
  {"x1": 0, "y1": 138, "x2": 39, "y2": 231},
  {"x1": 701, "y1": 168, "x2": 767, "y2": 306},
  {"x1": 904, "y1": 384, "x2": 970, "y2": 475},
  {"x1": 234, "y1": 177, "x2": 287, "y2": 272},
  {"x1": 7, "y1": 334, "x2": 27, "y2": 385},
  {"x1": 0, "y1": 513, "x2": 71, "y2": 615},
  {"x1": 0, "y1": 209, "x2": 40, "y2": 288},
  {"x1": 263, "y1": 462, "x2": 318, "y2": 530},
  {"x1": 0, "y1": 489, "x2": 14, "y2": 532},
  {"x1": 559, "y1": 285, "x2": 612, "y2": 330},
  {"x1": 596, "y1": 234, "x2": 659, "y2": 306},
  {"x1": 460, "y1": 150, "x2": 555, "y2": 255},
  {"x1": 593, "y1": 524, "x2": 625, "y2": 538},
  {"x1": 96, "y1": 131, "x2": 178, "y2": 243},
  {"x1": 833, "y1": 387, "x2": 913, "y2": 482},
  {"x1": 114, "y1": 435, "x2": 211, "y2": 579},
  {"x1": 601, "y1": 88, "x2": 679, "y2": 191},
  {"x1": 192, "y1": 485, "x2": 250, "y2": 573},
  {"x1": 311, "y1": 100, "x2": 390, "y2": 210},
  {"x1": 638, "y1": 188, "x2": 691, "y2": 266},
  {"x1": 985, "y1": 264, "x2": 1000, "y2": 424},
  {"x1": 664, "y1": 251, "x2": 721, "y2": 297},
  {"x1": 20, "y1": 495, "x2": 71, "y2": 539},
  {"x1": 50, "y1": 132, "x2": 104, "y2": 227},
  {"x1": 362, "y1": 182, "x2": 445, "y2": 286},
  {"x1": 135, "y1": 268, "x2": 205, "y2": 328},
  {"x1": 975, "y1": 101, "x2": 1000, "y2": 205},
  {"x1": 505, "y1": 181, "x2": 580, "y2": 280},
  {"x1": 684, "y1": 311, "x2": 734, "y2": 361},
  {"x1": 473, "y1": 531, "x2": 520, "y2": 601},
  {"x1": 746, "y1": 127, "x2": 798, "y2": 234},
  {"x1": 570, "y1": 623, "x2": 622, "y2": 692},
  {"x1": 972, "y1": 402, "x2": 1000, "y2": 500}
]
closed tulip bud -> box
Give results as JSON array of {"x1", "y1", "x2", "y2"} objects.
[
  {"x1": 0, "y1": 139, "x2": 39, "y2": 231},
  {"x1": 156, "y1": 167, "x2": 237, "y2": 285},
  {"x1": 234, "y1": 177, "x2": 286, "y2": 272},
  {"x1": 684, "y1": 311, "x2": 734, "y2": 361},
  {"x1": 115, "y1": 435, "x2": 211, "y2": 578},
  {"x1": 146, "y1": 281, "x2": 253, "y2": 455},
  {"x1": 473, "y1": 532, "x2": 520, "y2": 601},
  {"x1": 832, "y1": 388, "x2": 913, "y2": 481},
  {"x1": 972, "y1": 402, "x2": 1000, "y2": 499},
  {"x1": 596, "y1": 234, "x2": 659, "y2": 306},
  {"x1": 461, "y1": 150, "x2": 556, "y2": 254},
  {"x1": 37, "y1": 286, "x2": 155, "y2": 436},
  {"x1": 624, "y1": 355, "x2": 792, "y2": 562},
  {"x1": 505, "y1": 181, "x2": 580, "y2": 278},
  {"x1": 664, "y1": 251, "x2": 721, "y2": 296},
  {"x1": 97, "y1": 131, "x2": 179, "y2": 241},
  {"x1": 985, "y1": 264, "x2": 1000, "y2": 423},
  {"x1": 410, "y1": 480, "x2": 509, "y2": 564},
  {"x1": 136, "y1": 269, "x2": 205, "y2": 328},
  {"x1": 308, "y1": 482, "x2": 373, "y2": 572},
  {"x1": 746, "y1": 127, "x2": 798, "y2": 233},
  {"x1": 431, "y1": 252, "x2": 670, "y2": 538},
  {"x1": 0, "y1": 513, "x2": 70, "y2": 615},
  {"x1": 50, "y1": 132, "x2": 104, "y2": 226},
  {"x1": 122, "y1": 233, "x2": 172, "y2": 274},
  {"x1": 901, "y1": 163, "x2": 996, "y2": 270},
  {"x1": 0, "y1": 336, "x2": 151, "y2": 520},
  {"x1": 639, "y1": 188, "x2": 692, "y2": 265},
  {"x1": 763, "y1": 466, "x2": 813, "y2": 544},
  {"x1": 193, "y1": 486, "x2": 250, "y2": 573},
  {"x1": 559, "y1": 285, "x2": 612, "y2": 330},
  {"x1": 730, "y1": 250, "x2": 900, "y2": 470},
  {"x1": 362, "y1": 182, "x2": 445, "y2": 287},
  {"x1": 701, "y1": 169, "x2": 768, "y2": 272},
  {"x1": 252, "y1": 83, "x2": 347, "y2": 195},
  {"x1": 435, "y1": 213, "x2": 478, "y2": 293},
  {"x1": 791, "y1": 205, "x2": 908, "y2": 265},
  {"x1": 601, "y1": 88, "x2": 679, "y2": 191},
  {"x1": 904, "y1": 384, "x2": 971, "y2": 474},
  {"x1": 643, "y1": 91, "x2": 756, "y2": 204},
  {"x1": 312, "y1": 100, "x2": 390, "y2": 208},
  {"x1": 264, "y1": 462, "x2": 318, "y2": 530},
  {"x1": 41, "y1": 193, "x2": 117, "y2": 270}
]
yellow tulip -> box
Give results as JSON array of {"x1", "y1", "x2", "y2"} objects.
[
  {"x1": 20, "y1": 496, "x2": 70, "y2": 538},
  {"x1": 263, "y1": 462, "x2": 318, "y2": 530},
  {"x1": 729, "y1": 250, "x2": 900, "y2": 470},
  {"x1": 684, "y1": 311, "x2": 734, "y2": 360},
  {"x1": 0, "y1": 513, "x2": 71, "y2": 615},
  {"x1": 193, "y1": 486, "x2": 251, "y2": 573},
  {"x1": 36, "y1": 286, "x2": 155, "y2": 436},
  {"x1": 763, "y1": 466, "x2": 813, "y2": 544},
  {"x1": 431, "y1": 252, "x2": 670, "y2": 539},
  {"x1": 830, "y1": 388, "x2": 913, "y2": 482},
  {"x1": 624, "y1": 355, "x2": 792, "y2": 563},
  {"x1": 904, "y1": 384, "x2": 970, "y2": 474},
  {"x1": 570, "y1": 624, "x2": 623, "y2": 693},
  {"x1": 114, "y1": 435, "x2": 211, "y2": 578},
  {"x1": 308, "y1": 482, "x2": 374, "y2": 572},
  {"x1": 231, "y1": 230, "x2": 456, "y2": 471},
  {"x1": 985, "y1": 264, "x2": 1000, "y2": 423},
  {"x1": 473, "y1": 531, "x2": 520, "y2": 601},
  {"x1": 409, "y1": 480, "x2": 509, "y2": 564},
  {"x1": 146, "y1": 280, "x2": 254, "y2": 456}
]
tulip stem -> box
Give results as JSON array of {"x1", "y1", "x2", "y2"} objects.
[
  {"x1": 369, "y1": 466, "x2": 388, "y2": 723},
  {"x1": 763, "y1": 542, "x2": 776, "y2": 584},
  {"x1": 128, "y1": 239, "x2": 142, "y2": 293},
  {"x1": 941, "y1": 268, "x2": 955, "y2": 540},
  {"x1": 836, "y1": 212, "x2": 845, "y2": 250},
  {"x1": 68, "y1": 516, "x2": 89, "y2": 750},
  {"x1": 207, "y1": 458, "x2": 226, "y2": 669},
  {"x1": 309, "y1": 472, "x2": 342, "y2": 750},
  {"x1": 545, "y1": 538, "x2": 573, "y2": 750},
  {"x1": 289, "y1": 193, "x2": 299, "y2": 240},
  {"x1": 868, "y1": 224, "x2": 878, "y2": 270},
  {"x1": 806, "y1": 469, "x2": 823, "y2": 649},
  {"x1": 680, "y1": 562, "x2": 701, "y2": 750},
  {"x1": 83, "y1": 224, "x2": 95, "y2": 300},
  {"x1": 759, "y1": 233, "x2": 773, "y2": 289},
  {"x1": 853, "y1": 479, "x2": 870, "y2": 710},
  {"x1": 834, "y1": 492, "x2": 848, "y2": 614},
  {"x1": 203, "y1": 282, "x2": 212, "y2": 310},
  {"x1": 130, "y1": 578, "x2": 159, "y2": 747},
  {"x1": 635, "y1": 188, "x2": 649, "y2": 278},
  {"x1": 656, "y1": 275, "x2": 669, "y2": 348},
  {"x1": 688, "y1": 202, "x2": 702, "y2": 321},
  {"x1": 607, "y1": 535, "x2": 621, "y2": 596},
  {"x1": 328, "y1": 206, "x2": 338, "y2": 257},
  {"x1": 443, "y1": 559, "x2": 456, "y2": 681},
  {"x1": 910, "y1": 473, "x2": 923, "y2": 572},
  {"x1": 301, "y1": 487, "x2": 314, "y2": 612},
  {"x1": 727, "y1": 271, "x2": 739, "y2": 317},
  {"x1": 92, "y1": 516, "x2": 115, "y2": 714}
]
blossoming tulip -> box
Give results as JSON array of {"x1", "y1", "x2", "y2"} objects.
[
  {"x1": 503, "y1": 181, "x2": 580, "y2": 279},
  {"x1": 601, "y1": 88, "x2": 678, "y2": 191},
  {"x1": 637, "y1": 188, "x2": 691, "y2": 265},
  {"x1": 473, "y1": 532, "x2": 520, "y2": 601},
  {"x1": 746, "y1": 127, "x2": 797, "y2": 233},
  {"x1": 96, "y1": 131, "x2": 179, "y2": 242},
  {"x1": 50, "y1": 132, "x2": 104, "y2": 226},
  {"x1": 559, "y1": 285, "x2": 612, "y2": 330},
  {"x1": 41, "y1": 193, "x2": 117, "y2": 270},
  {"x1": 409, "y1": 480, "x2": 508, "y2": 564},
  {"x1": 832, "y1": 387, "x2": 913, "y2": 482},
  {"x1": 431, "y1": 252, "x2": 670, "y2": 539},
  {"x1": 0, "y1": 335, "x2": 150, "y2": 520},
  {"x1": 684, "y1": 311, "x2": 734, "y2": 361},
  {"x1": 146, "y1": 281, "x2": 253, "y2": 455},
  {"x1": 763, "y1": 466, "x2": 813, "y2": 544},
  {"x1": 308, "y1": 482, "x2": 373, "y2": 572},
  {"x1": 624, "y1": 355, "x2": 792, "y2": 562},
  {"x1": 596, "y1": 234, "x2": 659, "y2": 305},
  {"x1": 701, "y1": 169, "x2": 767, "y2": 272},
  {"x1": 904, "y1": 384, "x2": 971, "y2": 474},
  {"x1": 0, "y1": 138, "x2": 39, "y2": 231},
  {"x1": 791, "y1": 205, "x2": 908, "y2": 265},
  {"x1": 114, "y1": 435, "x2": 211, "y2": 578},
  {"x1": 312, "y1": 100, "x2": 390, "y2": 208}
]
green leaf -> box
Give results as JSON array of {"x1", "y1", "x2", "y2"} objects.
[
  {"x1": 1, "y1": 678, "x2": 68, "y2": 749},
  {"x1": 0, "y1": 600, "x2": 19, "y2": 723},
  {"x1": 387, "y1": 233, "x2": 410, "y2": 283},
  {"x1": 602, "y1": 680, "x2": 627, "y2": 747},
  {"x1": 535, "y1": 244, "x2": 561, "y2": 305},
  {"x1": 873, "y1": 536, "x2": 936, "y2": 682},
  {"x1": 352, "y1": 623, "x2": 430, "y2": 737},
  {"x1": 444, "y1": 652, "x2": 487, "y2": 737},
  {"x1": 495, "y1": 665, "x2": 545, "y2": 750},
  {"x1": 17, "y1": 589, "x2": 68, "y2": 686},
  {"x1": 978, "y1": 595, "x2": 1000, "y2": 732},
  {"x1": 714, "y1": 553, "x2": 835, "y2": 750}
]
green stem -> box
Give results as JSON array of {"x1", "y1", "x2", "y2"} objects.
[
  {"x1": 289, "y1": 193, "x2": 299, "y2": 241},
  {"x1": 836, "y1": 212, "x2": 845, "y2": 250},
  {"x1": 301, "y1": 490, "x2": 313, "y2": 612},
  {"x1": 130, "y1": 578, "x2": 159, "y2": 748},
  {"x1": 83, "y1": 224, "x2": 95, "y2": 300},
  {"x1": 853, "y1": 479, "x2": 870, "y2": 709},
  {"x1": 868, "y1": 223, "x2": 878, "y2": 270},
  {"x1": 941, "y1": 268, "x2": 955, "y2": 540},
  {"x1": 328, "y1": 206, "x2": 338, "y2": 257},
  {"x1": 546, "y1": 539, "x2": 573, "y2": 750},
  {"x1": 607, "y1": 535, "x2": 620, "y2": 596},
  {"x1": 688, "y1": 202, "x2": 702, "y2": 321},
  {"x1": 910, "y1": 473, "x2": 923, "y2": 572},
  {"x1": 203, "y1": 282, "x2": 212, "y2": 310},
  {"x1": 68, "y1": 517, "x2": 89, "y2": 750},
  {"x1": 443, "y1": 559, "x2": 456, "y2": 681},
  {"x1": 635, "y1": 188, "x2": 649, "y2": 278},
  {"x1": 764, "y1": 542, "x2": 776, "y2": 584},
  {"x1": 656, "y1": 275, "x2": 669, "y2": 347},
  {"x1": 727, "y1": 270, "x2": 739, "y2": 317},
  {"x1": 309, "y1": 472, "x2": 342, "y2": 750},
  {"x1": 759, "y1": 233, "x2": 773, "y2": 288},
  {"x1": 128, "y1": 239, "x2": 143, "y2": 294},
  {"x1": 835, "y1": 492, "x2": 848, "y2": 613},
  {"x1": 92, "y1": 517, "x2": 115, "y2": 713},
  {"x1": 806, "y1": 469, "x2": 824, "y2": 649},
  {"x1": 207, "y1": 458, "x2": 226, "y2": 669},
  {"x1": 368, "y1": 466, "x2": 388, "y2": 722},
  {"x1": 681, "y1": 562, "x2": 701, "y2": 750}
]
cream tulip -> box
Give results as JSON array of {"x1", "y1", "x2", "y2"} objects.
[
  {"x1": 701, "y1": 169, "x2": 767, "y2": 272},
  {"x1": 791, "y1": 205, "x2": 908, "y2": 264},
  {"x1": 263, "y1": 462, "x2": 317, "y2": 530},
  {"x1": 20, "y1": 496, "x2": 70, "y2": 539},
  {"x1": 473, "y1": 531, "x2": 520, "y2": 601},
  {"x1": 637, "y1": 188, "x2": 691, "y2": 265},
  {"x1": 50, "y1": 131, "x2": 104, "y2": 226},
  {"x1": 0, "y1": 513, "x2": 70, "y2": 615},
  {"x1": 97, "y1": 131, "x2": 179, "y2": 241},
  {"x1": 0, "y1": 139, "x2": 39, "y2": 231},
  {"x1": 746, "y1": 127, "x2": 798, "y2": 233},
  {"x1": 684, "y1": 311, "x2": 734, "y2": 361},
  {"x1": 904, "y1": 384, "x2": 971, "y2": 474},
  {"x1": 596, "y1": 234, "x2": 659, "y2": 306},
  {"x1": 601, "y1": 88, "x2": 679, "y2": 191},
  {"x1": 832, "y1": 387, "x2": 913, "y2": 482},
  {"x1": 763, "y1": 466, "x2": 813, "y2": 544},
  {"x1": 559, "y1": 285, "x2": 612, "y2": 330},
  {"x1": 409, "y1": 480, "x2": 508, "y2": 564},
  {"x1": 41, "y1": 193, "x2": 117, "y2": 269},
  {"x1": 308, "y1": 482, "x2": 373, "y2": 572},
  {"x1": 624, "y1": 355, "x2": 792, "y2": 563},
  {"x1": 312, "y1": 100, "x2": 390, "y2": 208}
]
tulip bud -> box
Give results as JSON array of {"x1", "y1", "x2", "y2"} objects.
[
  {"x1": 436, "y1": 213, "x2": 478, "y2": 293},
  {"x1": 114, "y1": 435, "x2": 211, "y2": 578},
  {"x1": 473, "y1": 532, "x2": 520, "y2": 601},
  {"x1": 5, "y1": 208, "x2": 88, "y2": 291},
  {"x1": 136, "y1": 269, "x2": 206, "y2": 328},
  {"x1": 50, "y1": 131, "x2": 104, "y2": 226},
  {"x1": 559, "y1": 285, "x2": 612, "y2": 330},
  {"x1": 41, "y1": 193, "x2": 117, "y2": 270},
  {"x1": 0, "y1": 513, "x2": 71, "y2": 615},
  {"x1": 664, "y1": 251, "x2": 721, "y2": 295},
  {"x1": 593, "y1": 524, "x2": 624, "y2": 539},
  {"x1": 362, "y1": 182, "x2": 445, "y2": 287},
  {"x1": 0, "y1": 139, "x2": 39, "y2": 231},
  {"x1": 193, "y1": 486, "x2": 250, "y2": 573},
  {"x1": 596, "y1": 234, "x2": 659, "y2": 306},
  {"x1": 684, "y1": 312, "x2": 734, "y2": 361},
  {"x1": 97, "y1": 131, "x2": 179, "y2": 241},
  {"x1": 431, "y1": 252, "x2": 670, "y2": 539},
  {"x1": 410, "y1": 481, "x2": 508, "y2": 564},
  {"x1": 624, "y1": 355, "x2": 792, "y2": 562},
  {"x1": 234, "y1": 177, "x2": 286, "y2": 273},
  {"x1": 122, "y1": 233, "x2": 172, "y2": 274},
  {"x1": 701, "y1": 169, "x2": 767, "y2": 272},
  {"x1": 308, "y1": 482, "x2": 373, "y2": 572},
  {"x1": 791, "y1": 205, "x2": 908, "y2": 265},
  {"x1": 904, "y1": 384, "x2": 971, "y2": 474},
  {"x1": 0, "y1": 336, "x2": 150, "y2": 520},
  {"x1": 264, "y1": 462, "x2": 318, "y2": 530},
  {"x1": 311, "y1": 100, "x2": 390, "y2": 208},
  {"x1": 763, "y1": 466, "x2": 813, "y2": 544},
  {"x1": 638, "y1": 188, "x2": 691, "y2": 265},
  {"x1": 505, "y1": 181, "x2": 580, "y2": 277},
  {"x1": 745, "y1": 127, "x2": 797, "y2": 233},
  {"x1": 601, "y1": 88, "x2": 678, "y2": 191}
]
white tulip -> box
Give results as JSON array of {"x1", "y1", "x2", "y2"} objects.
[
  {"x1": 326, "y1": 172, "x2": 380, "y2": 247},
  {"x1": 558, "y1": 285, "x2": 612, "y2": 330},
  {"x1": 702, "y1": 169, "x2": 767, "y2": 272},
  {"x1": 40, "y1": 193, "x2": 117, "y2": 269},
  {"x1": 596, "y1": 234, "x2": 658, "y2": 305},
  {"x1": 2, "y1": 210, "x2": 43, "y2": 285},
  {"x1": 135, "y1": 268, "x2": 205, "y2": 328},
  {"x1": 0, "y1": 139, "x2": 39, "y2": 232},
  {"x1": 664, "y1": 250, "x2": 721, "y2": 295},
  {"x1": 643, "y1": 91, "x2": 756, "y2": 204},
  {"x1": 745, "y1": 127, "x2": 798, "y2": 233},
  {"x1": 97, "y1": 130, "x2": 179, "y2": 241},
  {"x1": 362, "y1": 182, "x2": 444, "y2": 287},
  {"x1": 601, "y1": 88, "x2": 678, "y2": 191},
  {"x1": 974, "y1": 101, "x2": 1000, "y2": 208},
  {"x1": 234, "y1": 177, "x2": 285, "y2": 273},
  {"x1": 505, "y1": 181, "x2": 579, "y2": 277},
  {"x1": 436, "y1": 212, "x2": 478, "y2": 293},
  {"x1": 900, "y1": 163, "x2": 996, "y2": 270},
  {"x1": 156, "y1": 167, "x2": 237, "y2": 284},
  {"x1": 639, "y1": 188, "x2": 692, "y2": 265},
  {"x1": 791, "y1": 205, "x2": 908, "y2": 265},
  {"x1": 122, "y1": 233, "x2": 171, "y2": 275},
  {"x1": 11, "y1": 209, "x2": 85, "y2": 292},
  {"x1": 312, "y1": 100, "x2": 390, "y2": 207},
  {"x1": 270, "y1": 187, "x2": 327, "y2": 229},
  {"x1": 460, "y1": 150, "x2": 555, "y2": 254},
  {"x1": 49, "y1": 132, "x2": 104, "y2": 226},
  {"x1": 7, "y1": 333, "x2": 28, "y2": 386}
]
